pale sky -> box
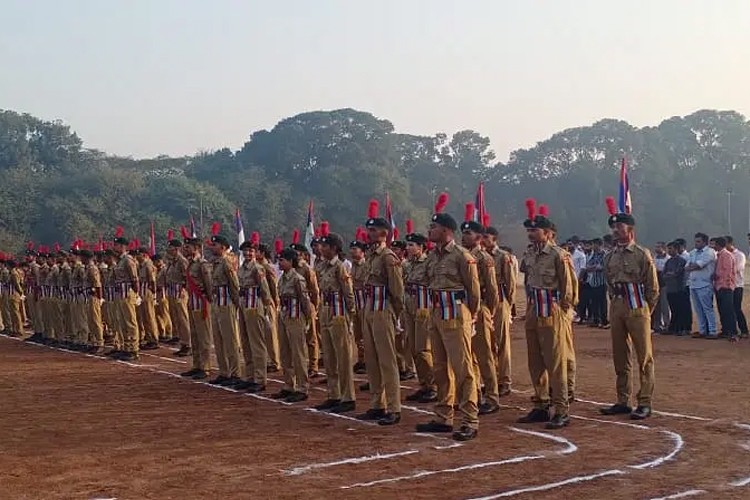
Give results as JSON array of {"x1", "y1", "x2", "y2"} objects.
[{"x1": 2, "y1": 0, "x2": 749, "y2": 161}]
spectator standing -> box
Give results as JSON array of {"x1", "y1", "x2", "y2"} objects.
[
  {"x1": 663, "y1": 242, "x2": 690, "y2": 335},
  {"x1": 713, "y1": 237, "x2": 737, "y2": 341},
  {"x1": 585, "y1": 238, "x2": 607, "y2": 327},
  {"x1": 651, "y1": 242, "x2": 671, "y2": 333},
  {"x1": 686, "y1": 233, "x2": 717, "y2": 338},
  {"x1": 726, "y1": 236, "x2": 748, "y2": 338}
]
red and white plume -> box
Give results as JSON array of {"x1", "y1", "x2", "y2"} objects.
[
  {"x1": 167, "y1": 229, "x2": 174, "y2": 241},
  {"x1": 406, "y1": 219, "x2": 413, "y2": 234},
  {"x1": 538, "y1": 204, "x2": 549, "y2": 217},
  {"x1": 250, "y1": 231, "x2": 260, "y2": 246},
  {"x1": 274, "y1": 239, "x2": 283, "y2": 254},
  {"x1": 180, "y1": 226, "x2": 190, "y2": 239},
  {"x1": 368, "y1": 200, "x2": 379, "y2": 219},
  {"x1": 211, "y1": 222, "x2": 221, "y2": 237},
  {"x1": 464, "y1": 202, "x2": 475, "y2": 222},
  {"x1": 434, "y1": 193, "x2": 449, "y2": 214},
  {"x1": 393, "y1": 227, "x2": 400, "y2": 241},
  {"x1": 320, "y1": 221, "x2": 330, "y2": 237},
  {"x1": 525, "y1": 199, "x2": 536, "y2": 220},
  {"x1": 482, "y1": 213, "x2": 491, "y2": 228},
  {"x1": 605, "y1": 196, "x2": 617, "y2": 216},
  {"x1": 115, "y1": 226, "x2": 124, "y2": 238},
  {"x1": 292, "y1": 229, "x2": 300, "y2": 245}
]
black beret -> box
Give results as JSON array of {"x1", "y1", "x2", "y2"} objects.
[
  {"x1": 391, "y1": 240, "x2": 407, "y2": 250},
  {"x1": 239, "y1": 241, "x2": 256, "y2": 251},
  {"x1": 211, "y1": 235, "x2": 230, "y2": 247},
  {"x1": 405, "y1": 233, "x2": 427, "y2": 245},
  {"x1": 168, "y1": 239, "x2": 183, "y2": 248},
  {"x1": 279, "y1": 248, "x2": 298, "y2": 261},
  {"x1": 431, "y1": 213, "x2": 458, "y2": 231},
  {"x1": 523, "y1": 216, "x2": 553, "y2": 230},
  {"x1": 365, "y1": 217, "x2": 390, "y2": 229},
  {"x1": 460, "y1": 221, "x2": 485, "y2": 234},
  {"x1": 321, "y1": 232, "x2": 344, "y2": 250},
  {"x1": 152, "y1": 253, "x2": 162, "y2": 261},
  {"x1": 183, "y1": 237, "x2": 201, "y2": 246},
  {"x1": 113, "y1": 237, "x2": 129, "y2": 245},
  {"x1": 349, "y1": 240, "x2": 367, "y2": 251},
  {"x1": 289, "y1": 243, "x2": 308, "y2": 253},
  {"x1": 58, "y1": 250, "x2": 69, "y2": 257},
  {"x1": 485, "y1": 226, "x2": 499, "y2": 236},
  {"x1": 608, "y1": 213, "x2": 636, "y2": 227},
  {"x1": 105, "y1": 249, "x2": 116, "y2": 257},
  {"x1": 79, "y1": 249, "x2": 94, "y2": 258},
  {"x1": 25, "y1": 249, "x2": 38, "y2": 257},
  {"x1": 258, "y1": 243, "x2": 269, "y2": 254}
]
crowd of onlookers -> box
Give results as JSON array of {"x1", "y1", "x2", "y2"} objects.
[{"x1": 562, "y1": 233, "x2": 749, "y2": 341}]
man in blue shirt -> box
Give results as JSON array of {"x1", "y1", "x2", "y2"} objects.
[{"x1": 686, "y1": 233, "x2": 717, "y2": 338}]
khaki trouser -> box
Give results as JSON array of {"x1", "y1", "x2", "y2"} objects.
[
  {"x1": 319, "y1": 306, "x2": 355, "y2": 402},
  {"x1": 264, "y1": 305, "x2": 280, "y2": 369},
  {"x1": 137, "y1": 290, "x2": 159, "y2": 344},
  {"x1": 396, "y1": 315, "x2": 415, "y2": 374},
  {"x1": 351, "y1": 310, "x2": 365, "y2": 364},
  {"x1": 525, "y1": 304, "x2": 569, "y2": 415},
  {"x1": 8, "y1": 294, "x2": 24, "y2": 335},
  {"x1": 59, "y1": 298, "x2": 72, "y2": 340},
  {"x1": 77, "y1": 297, "x2": 91, "y2": 344},
  {"x1": 239, "y1": 305, "x2": 268, "y2": 385},
  {"x1": 278, "y1": 314, "x2": 309, "y2": 393},
  {"x1": 0, "y1": 294, "x2": 6, "y2": 332},
  {"x1": 32, "y1": 293, "x2": 44, "y2": 335},
  {"x1": 403, "y1": 306, "x2": 435, "y2": 391},
  {"x1": 87, "y1": 298, "x2": 104, "y2": 347},
  {"x1": 473, "y1": 304, "x2": 499, "y2": 405},
  {"x1": 188, "y1": 306, "x2": 212, "y2": 372},
  {"x1": 306, "y1": 305, "x2": 319, "y2": 372},
  {"x1": 47, "y1": 298, "x2": 62, "y2": 340},
  {"x1": 493, "y1": 301, "x2": 512, "y2": 390},
  {"x1": 26, "y1": 293, "x2": 37, "y2": 332},
  {"x1": 431, "y1": 304, "x2": 479, "y2": 429},
  {"x1": 169, "y1": 290, "x2": 191, "y2": 347},
  {"x1": 103, "y1": 300, "x2": 123, "y2": 349},
  {"x1": 156, "y1": 293, "x2": 173, "y2": 340},
  {"x1": 610, "y1": 298, "x2": 655, "y2": 406},
  {"x1": 563, "y1": 310, "x2": 576, "y2": 398},
  {"x1": 211, "y1": 303, "x2": 243, "y2": 378},
  {"x1": 115, "y1": 289, "x2": 140, "y2": 353},
  {"x1": 362, "y1": 306, "x2": 401, "y2": 413}
]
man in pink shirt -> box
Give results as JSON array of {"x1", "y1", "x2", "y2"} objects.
[{"x1": 712, "y1": 237, "x2": 738, "y2": 341}]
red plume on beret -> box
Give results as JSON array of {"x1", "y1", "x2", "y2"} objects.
[
  {"x1": 356, "y1": 226, "x2": 366, "y2": 242},
  {"x1": 368, "y1": 200, "x2": 379, "y2": 219},
  {"x1": 525, "y1": 199, "x2": 536, "y2": 220},
  {"x1": 605, "y1": 196, "x2": 617, "y2": 215},
  {"x1": 538, "y1": 204, "x2": 549, "y2": 217},
  {"x1": 314, "y1": 226, "x2": 321, "y2": 238},
  {"x1": 26, "y1": 241, "x2": 34, "y2": 251},
  {"x1": 464, "y1": 203, "x2": 475, "y2": 223},
  {"x1": 211, "y1": 222, "x2": 221, "y2": 237},
  {"x1": 167, "y1": 229, "x2": 175, "y2": 241},
  {"x1": 434, "y1": 193, "x2": 449, "y2": 214},
  {"x1": 115, "y1": 226, "x2": 124, "y2": 238},
  {"x1": 180, "y1": 226, "x2": 190, "y2": 239},
  {"x1": 320, "y1": 221, "x2": 330, "y2": 237},
  {"x1": 292, "y1": 229, "x2": 300, "y2": 245},
  {"x1": 274, "y1": 238, "x2": 283, "y2": 254},
  {"x1": 482, "y1": 213, "x2": 491, "y2": 228},
  {"x1": 426, "y1": 241, "x2": 435, "y2": 251},
  {"x1": 54, "y1": 242, "x2": 61, "y2": 252},
  {"x1": 406, "y1": 219, "x2": 414, "y2": 234},
  {"x1": 393, "y1": 227, "x2": 400, "y2": 241},
  {"x1": 250, "y1": 231, "x2": 260, "y2": 246},
  {"x1": 134, "y1": 238, "x2": 141, "y2": 248}
]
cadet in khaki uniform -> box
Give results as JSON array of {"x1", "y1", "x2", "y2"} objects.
[
  {"x1": 403, "y1": 225, "x2": 437, "y2": 404},
  {"x1": 7, "y1": 259, "x2": 26, "y2": 337},
  {"x1": 0, "y1": 257, "x2": 9, "y2": 334},
  {"x1": 209, "y1": 230, "x2": 244, "y2": 387},
  {"x1": 45, "y1": 251, "x2": 62, "y2": 343},
  {"x1": 180, "y1": 236, "x2": 212, "y2": 380},
  {"x1": 236, "y1": 235, "x2": 273, "y2": 393},
  {"x1": 357, "y1": 200, "x2": 404, "y2": 426},
  {"x1": 167, "y1": 231, "x2": 192, "y2": 355},
  {"x1": 349, "y1": 236, "x2": 369, "y2": 374},
  {"x1": 291, "y1": 233, "x2": 321, "y2": 377},
  {"x1": 102, "y1": 250, "x2": 123, "y2": 352},
  {"x1": 58, "y1": 252, "x2": 73, "y2": 343},
  {"x1": 600, "y1": 199, "x2": 658, "y2": 420},
  {"x1": 36, "y1": 250, "x2": 51, "y2": 342},
  {"x1": 315, "y1": 230, "x2": 357, "y2": 414},
  {"x1": 258, "y1": 242, "x2": 281, "y2": 372},
  {"x1": 152, "y1": 254, "x2": 173, "y2": 343},
  {"x1": 24, "y1": 244, "x2": 43, "y2": 341},
  {"x1": 272, "y1": 248, "x2": 313, "y2": 403},
  {"x1": 112, "y1": 229, "x2": 141, "y2": 361},
  {"x1": 135, "y1": 248, "x2": 159, "y2": 350},
  {"x1": 482, "y1": 225, "x2": 517, "y2": 397},
  {"x1": 70, "y1": 248, "x2": 89, "y2": 348},
  {"x1": 416, "y1": 193, "x2": 481, "y2": 442},
  {"x1": 80, "y1": 250, "x2": 104, "y2": 354},
  {"x1": 460, "y1": 204, "x2": 501, "y2": 415},
  {"x1": 391, "y1": 239, "x2": 416, "y2": 381},
  {"x1": 516, "y1": 200, "x2": 573, "y2": 430}
]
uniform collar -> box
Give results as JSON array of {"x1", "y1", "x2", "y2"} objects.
[
  {"x1": 436, "y1": 239, "x2": 457, "y2": 255},
  {"x1": 372, "y1": 242, "x2": 387, "y2": 255},
  {"x1": 616, "y1": 241, "x2": 637, "y2": 252},
  {"x1": 327, "y1": 255, "x2": 340, "y2": 266}
]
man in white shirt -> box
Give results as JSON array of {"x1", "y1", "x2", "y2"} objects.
[
  {"x1": 686, "y1": 233, "x2": 717, "y2": 337},
  {"x1": 652, "y1": 242, "x2": 671, "y2": 333},
  {"x1": 727, "y1": 236, "x2": 748, "y2": 337},
  {"x1": 569, "y1": 239, "x2": 588, "y2": 322}
]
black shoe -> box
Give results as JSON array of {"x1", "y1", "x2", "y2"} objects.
[
  {"x1": 308, "y1": 370, "x2": 322, "y2": 378},
  {"x1": 359, "y1": 382, "x2": 370, "y2": 392},
  {"x1": 88, "y1": 346, "x2": 106, "y2": 355},
  {"x1": 415, "y1": 421, "x2": 453, "y2": 433},
  {"x1": 517, "y1": 408, "x2": 551, "y2": 423},
  {"x1": 630, "y1": 406, "x2": 652, "y2": 420},
  {"x1": 330, "y1": 400, "x2": 356, "y2": 414},
  {"x1": 142, "y1": 342, "x2": 159, "y2": 350},
  {"x1": 105, "y1": 349, "x2": 121, "y2": 357},
  {"x1": 271, "y1": 389, "x2": 293, "y2": 399},
  {"x1": 233, "y1": 380, "x2": 254, "y2": 390},
  {"x1": 406, "y1": 389, "x2": 425, "y2": 402},
  {"x1": 417, "y1": 389, "x2": 438, "y2": 403},
  {"x1": 166, "y1": 337, "x2": 181, "y2": 345},
  {"x1": 479, "y1": 402, "x2": 500, "y2": 415},
  {"x1": 378, "y1": 412, "x2": 401, "y2": 426},
  {"x1": 181, "y1": 368, "x2": 200, "y2": 378},
  {"x1": 399, "y1": 371, "x2": 416, "y2": 381},
  {"x1": 318, "y1": 377, "x2": 328, "y2": 385},
  {"x1": 246, "y1": 382, "x2": 266, "y2": 393},
  {"x1": 191, "y1": 370, "x2": 208, "y2": 380},
  {"x1": 499, "y1": 386, "x2": 512, "y2": 397},
  {"x1": 118, "y1": 352, "x2": 139, "y2": 362},
  {"x1": 315, "y1": 399, "x2": 342, "y2": 411},
  {"x1": 266, "y1": 365, "x2": 279, "y2": 373},
  {"x1": 600, "y1": 403, "x2": 633, "y2": 416},
  {"x1": 25, "y1": 333, "x2": 42, "y2": 343},
  {"x1": 175, "y1": 346, "x2": 192, "y2": 357},
  {"x1": 209, "y1": 376, "x2": 230, "y2": 386},
  {"x1": 285, "y1": 391, "x2": 309, "y2": 403},
  {"x1": 221, "y1": 377, "x2": 243, "y2": 387},
  {"x1": 545, "y1": 413, "x2": 570, "y2": 429},
  {"x1": 357, "y1": 408, "x2": 386, "y2": 421},
  {"x1": 353, "y1": 361, "x2": 366, "y2": 374},
  {"x1": 452, "y1": 425, "x2": 478, "y2": 441}
]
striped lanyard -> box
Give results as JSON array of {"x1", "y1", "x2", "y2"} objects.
[
  {"x1": 215, "y1": 285, "x2": 231, "y2": 307},
  {"x1": 241, "y1": 287, "x2": 260, "y2": 309},
  {"x1": 432, "y1": 290, "x2": 462, "y2": 320},
  {"x1": 368, "y1": 285, "x2": 388, "y2": 312},
  {"x1": 530, "y1": 288, "x2": 560, "y2": 318},
  {"x1": 282, "y1": 297, "x2": 301, "y2": 318}
]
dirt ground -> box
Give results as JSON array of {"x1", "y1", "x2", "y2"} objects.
[{"x1": 1, "y1": 298, "x2": 750, "y2": 500}]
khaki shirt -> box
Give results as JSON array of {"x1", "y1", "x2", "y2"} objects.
[
  {"x1": 138, "y1": 258, "x2": 157, "y2": 293},
  {"x1": 71, "y1": 262, "x2": 86, "y2": 291},
  {"x1": 39, "y1": 264, "x2": 50, "y2": 292},
  {"x1": 350, "y1": 258, "x2": 369, "y2": 291},
  {"x1": 490, "y1": 246, "x2": 517, "y2": 305},
  {"x1": 166, "y1": 253, "x2": 189, "y2": 286},
  {"x1": 318, "y1": 256, "x2": 355, "y2": 314},
  {"x1": 10, "y1": 268, "x2": 23, "y2": 295},
  {"x1": 366, "y1": 242, "x2": 405, "y2": 315},
  {"x1": 28, "y1": 262, "x2": 41, "y2": 289},
  {"x1": 298, "y1": 260, "x2": 320, "y2": 308},
  {"x1": 470, "y1": 246, "x2": 499, "y2": 313},
  {"x1": 0, "y1": 268, "x2": 8, "y2": 294},
  {"x1": 187, "y1": 256, "x2": 212, "y2": 297},
  {"x1": 85, "y1": 262, "x2": 102, "y2": 298},
  {"x1": 46, "y1": 264, "x2": 59, "y2": 288},
  {"x1": 405, "y1": 253, "x2": 430, "y2": 287},
  {"x1": 237, "y1": 258, "x2": 271, "y2": 306},
  {"x1": 603, "y1": 242, "x2": 659, "y2": 309},
  {"x1": 114, "y1": 254, "x2": 138, "y2": 290},
  {"x1": 59, "y1": 262, "x2": 72, "y2": 291},
  {"x1": 260, "y1": 259, "x2": 279, "y2": 306},
  {"x1": 426, "y1": 240, "x2": 481, "y2": 316},
  {"x1": 211, "y1": 254, "x2": 240, "y2": 306},
  {"x1": 279, "y1": 268, "x2": 312, "y2": 317},
  {"x1": 523, "y1": 242, "x2": 573, "y2": 309}
]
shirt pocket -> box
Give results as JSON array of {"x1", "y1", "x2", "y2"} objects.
[
  {"x1": 622, "y1": 255, "x2": 640, "y2": 280},
  {"x1": 541, "y1": 269, "x2": 557, "y2": 288}
]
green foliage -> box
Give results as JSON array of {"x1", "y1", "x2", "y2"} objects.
[{"x1": 0, "y1": 107, "x2": 748, "y2": 256}]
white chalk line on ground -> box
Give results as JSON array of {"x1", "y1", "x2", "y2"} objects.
[
  {"x1": 629, "y1": 430, "x2": 684, "y2": 469},
  {"x1": 730, "y1": 423, "x2": 750, "y2": 487},
  {"x1": 647, "y1": 490, "x2": 707, "y2": 500},
  {"x1": 466, "y1": 469, "x2": 627, "y2": 499},
  {"x1": 282, "y1": 449, "x2": 420, "y2": 476},
  {"x1": 574, "y1": 396, "x2": 712, "y2": 422}
]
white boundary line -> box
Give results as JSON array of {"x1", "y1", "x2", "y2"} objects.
[
  {"x1": 282, "y1": 449, "x2": 420, "y2": 476},
  {"x1": 467, "y1": 469, "x2": 627, "y2": 499},
  {"x1": 647, "y1": 490, "x2": 707, "y2": 500}
]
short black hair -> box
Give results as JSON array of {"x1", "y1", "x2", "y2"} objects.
[
  {"x1": 714, "y1": 236, "x2": 727, "y2": 248},
  {"x1": 694, "y1": 233, "x2": 709, "y2": 244},
  {"x1": 666, "y1": 241, "x2": 677, "y2": 249},
  {"x1": 726, "y1": 235, "x2": 734, "y2": 245},
  {"x1": 591, "y1": 238, "x2": 603, "y2": 245},
  {"x1": 675, "y1": 238, "x2": 686, "y2": 246}
]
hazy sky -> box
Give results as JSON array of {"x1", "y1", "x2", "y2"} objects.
[{"x1": 2, "y1": 0, "x2": 749, "y2": 161}]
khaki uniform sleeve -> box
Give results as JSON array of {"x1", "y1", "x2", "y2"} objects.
[
  {"x1": 295, "y1": 275, "x2": 312, "y2": 318},
  {"x1": 555, "y1": 252, "x2": 573, "y2": 310},
  {"x1": 126, "y1": 258, "x2": 139, "y2": 293},
  {"x1": 146, "y1": 262, "x2": 157, "y2": 292},
  {"x1": 226, "y1": 261, "x2": 241, "y2": 307},
  {"x1": 339, "y1": 263, "x2": 356, "y2": 314},
  {"x1": 266, "y1": 268, "x2": 279, "y2": 306},
  {"x1": 502, "y1": 255, "x2": 517, "y2": 305},
  {"x1": 385, "y1": 253, "x2": 405, "y2": 316},
  {"x1": 90, "y1": 266, "x2": 102, "y2": 299},
  {"x1": 461, "y1": 252, "x2": 481, "y2": 316},
  {"x1": 200, "y1": 262, "x2": 213, "y2": 301},
  {"x1": 480, "y1": 255, "x2": 499, "y2": 314},
  {"x1": 255, "y1": 265, "x2": 272, "y2": 307},
  {"x1": 307, "y1": 266, "x2": 320, "y2": 308},
  {"x1": 12, "y1": 271, "x2": 23, "y2": 295},
  {"x1": 641, "y1": 249, "x2": 660, "y2": 310}
]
